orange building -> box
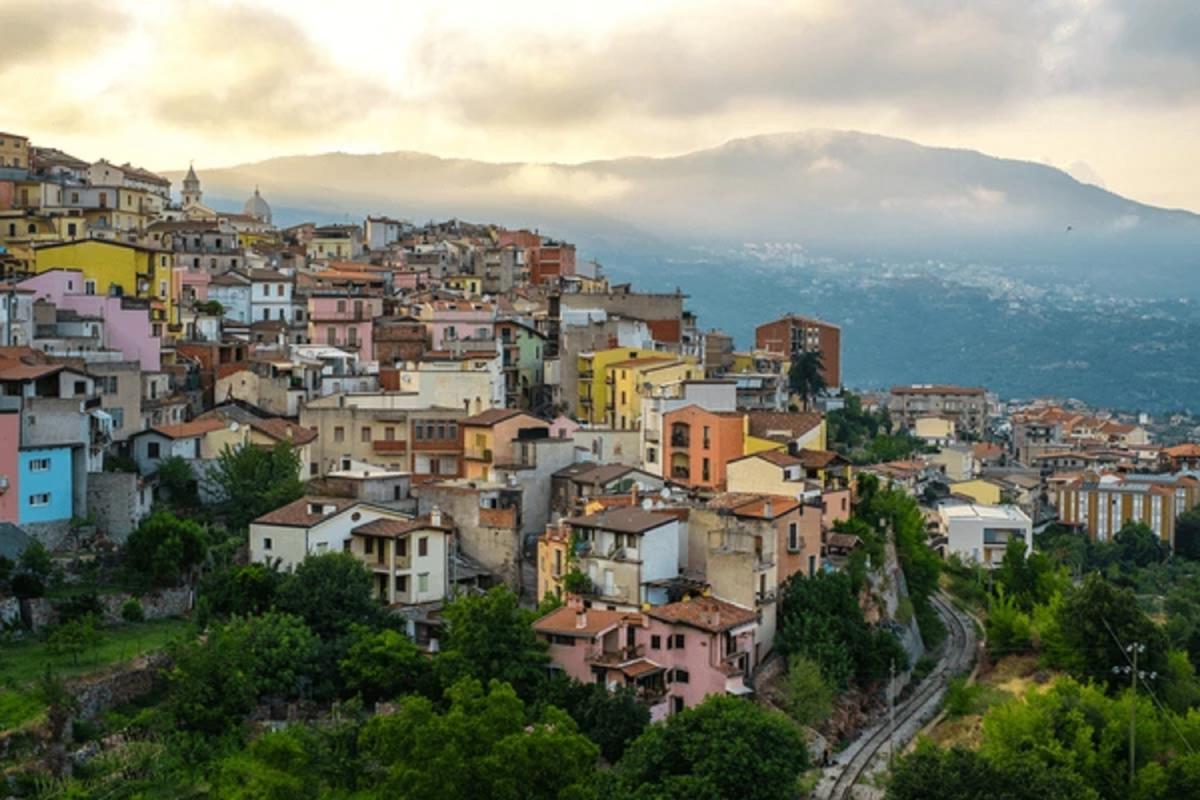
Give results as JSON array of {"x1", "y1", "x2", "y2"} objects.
[
  {"x1": 755, "y1": 314, "x2": 841, "y2": 388},
  {"x1": 662, "y1": 405, "x2": 745, "y2": 492}
]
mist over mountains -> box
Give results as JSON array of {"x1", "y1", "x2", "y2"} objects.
[{"x1": 171, "y1": 131, "x2": 1200, "y2": 410}]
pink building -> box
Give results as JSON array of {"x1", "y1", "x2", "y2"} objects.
[
  {"x1": 307, "y1": 294, "x2": 381, "y2": 360},
  {"x1": 418, "y1": 300, "x2": 496, "y2": 350},
  {"x1": 534, "y1": 594, "x2": 756, "y2": 720},
  {"x1": 548, "y1": 415, "x2": 580, "y2": 440},
  {"x1": 174, "y1": 265, "x2": 210, "y2": 306},
  {"x1": 0, "y1": 404, "x2": 20, "y2": 523},
  {"x1": 18, "y1": 269, "x2": 161, "y2": 371}
]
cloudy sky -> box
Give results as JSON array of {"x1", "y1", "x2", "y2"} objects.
[{"x1": 3, "y1": 0, "x2": 1199, "y2": 210}]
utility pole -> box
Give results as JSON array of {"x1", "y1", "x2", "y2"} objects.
[
  {"x1": 1113, "y1": 642, "x2": 1155, "y2": 785},
  {"x1": 888, "y1": 658, "x2": 896, "y2": 768}
]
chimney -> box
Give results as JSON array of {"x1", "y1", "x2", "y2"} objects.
[
  {"x1": 575, "y1": 609, "x2": 588, "y2": 629},
  {"x1": 763, "y1": 500, "x2": 773, "y2": 518},
  {"x1": 430, "y1": 505, "x2": 442, "y2": 527},
  {"x1": 630, "y1": 483, "x2": 639, "y2": 507}
]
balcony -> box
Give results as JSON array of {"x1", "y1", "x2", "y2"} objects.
[
  {"x1": 394, "y1": 552, "x2": 411, "y2": 570},
  {"x1": 588, "y1": 643, "x2": 645, "y2": 666},
  {"x1": 644, "y1": 428, "x2": 660, "y2": 443},
  {"x1": 373, "y1": 439, "x2": 407, "y2": 453},
  {"x1": 671, "y1": 466, "x2": 690, "y2": 480},
  {"x1": 670, "y1": 425, "x2": 690, "y2": 448}
]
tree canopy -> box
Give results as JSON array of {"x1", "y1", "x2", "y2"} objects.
[{"x1": 208, "y1": 441, "x2": 305, "y2": 531}]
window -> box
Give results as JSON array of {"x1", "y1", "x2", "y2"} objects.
[
  {"x1": 384, "y1": 426, "x2": 395, "y2": 441},
  {"x1": 702, "y1": 425, "x2": 711, "y2": 448},
  {"x1": 650, "y1": 634, "x2": 661, "y2": 650},
  {"x1": 337, "y1": 299, "x2": 346, "y2": 312},
  {"x1": 84, "y1": 280, "x2": 96, "y2": 296},
  {"x1": 276, "y1": 284, "x2": 284, "y2": 296},
  {"x1": 673, "y1": 668, "x2": 690, "y2": 684},
  {"x1": 365, "y1": 538, "x2": 374, "y2": 554},
  {"x1": 310, "y1": 462, "x2": 318, "y2": 476},
  {"x1": 397, "y1": 537, "x2": 408, "y2": 558},
  {"x1": 672, "y1": 634, "x2": 685, "y2": 649},
  {"x1": 263, "y1": 537, "x2": 272, "y2": 551},
  {"x1": 29, "y1": 458, "x2": 50, "y2": 472},
  {"x1": 418, "y1": 536, "x2": 428, "y2": 557},
  {"x1": 702, "y1": 457, "x2": 710, "y2": 482},
  {"x1": 327, "y1": 326, "x2": 337, "y2": 344},
  {"x1": 29, "y1": 493, "x2": 50, "y2": 507},
  {"x1": 334, "y1": 426, "x2": 345, "y2": 443},
  {"x1": 361, "y1": 426, "x2": 371, "y2": 443},
  {"x1": 808, "y1": 555, "x2": 817, "y2": 576},
  {"x1": 788, "y1": 522, "x2": 799, "y2": 552},
  {"x1": 347, "y1": 327, "x2": 357, "y2": 346},
  {"x1": 147, "y1": 442, "x2": 161, "y2": 459},
  {"x1": 109, "y1": 408, "x2": 124, "y2": 429},
  {"x1": 343, "y1": 540, "x2": 352, "y2": 552},
  {"x1": 418, "y1": 573, "x2": 429, "y2": 593}
]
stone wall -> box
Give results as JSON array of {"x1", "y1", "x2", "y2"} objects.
[
  {"x1": 22, "y1": 587, "x2": 192, "y2": 632},
  {"x1": 0, "y1": 595, "x2": 20, "y2": 626},
  {"x1": 70, "y1": 652, "x2": 171, "y2": 722}
]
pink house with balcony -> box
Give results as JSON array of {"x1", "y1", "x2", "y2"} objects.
[
  {"x1": 307, "y1": 294, "x2": 381, "y2": 360},
  {"x1": 18, "y1": 269, "x2": 161, "y2": 371},
  {"x1": 534, "y1": 594, "x2": 756, "y2": 720},
  {"x1": 174, "y1": 264, "x2": 211, "y2": 307},
  {"x1": 418, "y1": 300, "x2": 496, "y2": 350}
]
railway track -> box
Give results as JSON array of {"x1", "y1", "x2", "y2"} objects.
[{"x1": 820, "y1": 593, "x2": 975, "y2": 800}]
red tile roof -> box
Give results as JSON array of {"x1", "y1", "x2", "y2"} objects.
[
  {"x1": 646, "y1": 596, "x2": 756, "y2": 633},
  {"x1": 253, "y1": 496, "x2": 357, "y2": 527},
  {"x1": 534, "y1": 606, "x2": 641, "y2": 637},
  {"x1": 150, "y1": 418, "x2": 227, "y2": 439}
]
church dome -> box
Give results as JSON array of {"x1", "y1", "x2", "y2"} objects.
[{"x1": 243, "y1": 186, "x2": 272, "y2": 224}]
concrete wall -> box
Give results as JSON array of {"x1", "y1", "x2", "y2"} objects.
[{"x1": 86, "y1": 470, "x2": 149, "y2": 542}]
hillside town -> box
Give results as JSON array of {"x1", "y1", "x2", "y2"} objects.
[{"x1": 3, "y1": 132, "x2": 1200, "y2": 797}]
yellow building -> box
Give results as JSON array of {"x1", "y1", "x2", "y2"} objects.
[
  {"x1": 609, "y1": 356, "x2": 701, "y2": 430},
  {"x1": 445, "y1": 275, "x2": 482, "y2": 296},
  {"x1": 0, "y1": 131, "x2": 29, "y2": 170},
  {"x1": 576, "y1": 346, "x2": 662, "y2": 424},
  {"x1": 536, "y1": 521, "x2": 572, "y2": 602},
  {"x1": 34, "y1": 239, "x2": 176, "y2": 335},
  {"x1": 949, "y1": 478, "x2": 1006, "y2": 506}
]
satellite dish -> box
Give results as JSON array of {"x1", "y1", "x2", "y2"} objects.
[
  {"x1": 641, "y1": 498, "x2": 653, "y2": 511},
  {"x1": 229, "y1": 421, "x2": 240, "y2": 432},
  {"x1": 659, "y1": 487, "x2": 670, "y2": 499}
]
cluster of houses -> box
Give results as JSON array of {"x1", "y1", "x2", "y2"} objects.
[{"x1": 3, "y1": 129, "x2": 1198, "y2": 719}]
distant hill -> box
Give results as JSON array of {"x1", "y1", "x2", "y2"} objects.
[{"x1": 170, "y1": 130, "x2": 1200, "y2": 297}]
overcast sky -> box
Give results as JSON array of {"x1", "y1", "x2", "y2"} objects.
[{"x1": 3, "y1": 0, "x2": 1198, "y2": 210}]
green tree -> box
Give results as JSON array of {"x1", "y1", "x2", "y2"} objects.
[
  {"x1": 209, "y1": 441, "x2": 305, "y2": 531},
  {"x1": 358, "y1": 678, "x2": 598, "y2": 800},
  {"x1": 46, "y1": 613, "x2": 103, "y2": 666},
  {"x1": 788, "y1": 350, "x2": 827, "y2": 410},
  {"x1": 167, "y1": 612, "x2": 319, "y2": 734},
  {"x1": 783, "y1": 654, "x2": 832, "y2": 726},
  {"x1": 17, "y1": 539, "x2": 53, "y2": 582},
  {"x1": 535, "y1": 675, "x2": 649, "y2": 763},
  {"x1": 612, "y1": 694, "x2": 807, "y2": 800},
  {"x1": 198, "y1": 561, "x2": 284, "y2": 621},
  {"x1": 339, "y1": 626, "x2": 434, "y2": 703},
  {"x1": 276, "y1": 552, "x2": 380, "y2": 640},
  {"x1": 985, "y1": 589, "x2": 1032, "y2": 659},
  {"x1": 156, "y1": 455, "x2": 200, "y2": 511},
  {"x1": 1173, "y1": 507, "x2": 1200, "y2": 560},
  {"x1": 212, "y1": 715, "x2": 364, "y2": 799},
  {"x1": 437, "y1": 586, "x2": 549, "y2": 700},
  {"x1": 1056, "y1": 574, "x2": 1170, "y2": 693},
  {"x1": 124, "y1": 510, "x2": 209, "y2": 588},
  {"x1": 888, "y1": 741, "x2": 1098, "y2": 800},
  {"x1": 1112, "y1": 521, "x2": 1167, "y2": 568}
]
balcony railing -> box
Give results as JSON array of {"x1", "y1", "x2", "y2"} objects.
[
  {"x1": 672, "y1": 467, "x2": 690, "y2": 480},
  {"x1": 373, "y1": 439, "x2": 407, "y2": 453},
  {"x1": 644, "y1": 428, "x2": 660, "y2": 443},
  {"x1": 670, "y1": 431, "x2": 690, "y2": 447},
  {"x1": 588, "y1": 643, "x2": 644, "y2": 665}
]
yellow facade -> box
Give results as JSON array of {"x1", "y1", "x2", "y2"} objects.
[
  {"x1": 34, "y1": 239, "x2": 176, "y2": 331},
  {"x1": 576, "y1": 347, "x2": 662, "y2": 424},
  {"x1": 726, "y1": 455, "x2": 795, "y2": 496},
  {"x1": 914, "y1": 417, "x2": 954, "y2": 441},
  {"x1": 536, "y1": 532, "x2": 570, "y2": 602},
  {"x1": 744, "y1": 435, "x2": 787, "y2": 456},
  {"x1": 610, "y1": 358, "x2": 700, "y2": 430},
  {"x1": 445, "y1": 275, "x2": 482, "y2": 296},
  {"x1": 463, "y1": 426, "x2": 495, "y2": 480},
  {"x1": 949, "y1": 479, "x2": 1003, "y2": 505}
]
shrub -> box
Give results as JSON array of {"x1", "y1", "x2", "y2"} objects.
[{"x1": 121, "y1": 598, "x2": 146, "y2": 623}]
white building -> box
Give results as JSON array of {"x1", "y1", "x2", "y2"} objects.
[
  {"x1": 249, "y1": 269, "x2": 296, "y2": 325},
  {"x1": 938, "y1": 502, "x2": 1032, "y2": 568},
  {"x1": 365, "y1": 216, "x2": 408, "y2": 250},
  {"x1": 208, "y1": 271, "x2": 252, "y2": 323}
]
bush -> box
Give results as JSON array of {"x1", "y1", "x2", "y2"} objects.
[
  {"x1": 944, "y1": 677, "x2": 981, "y2": 718},
  {"x1": 784, "y1": 655, "x2": 833, "y2": 726},
  {"x1": 121, "y1": 598, "x2": 146, "y2": 623},
  {"x1": 56, "y1": 591, "x2": 104, "y2": 624},
  {"x1": 11, "y1": 572, "x2": 44, "y2": 599},
  {"x1": 124, "y1": 511, "x2": 209, "y2": 589}
]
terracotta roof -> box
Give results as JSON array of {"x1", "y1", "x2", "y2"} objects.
[
  {"x1": 250, "y1": 417, "x2": 318, "y2": 445},
  {"x1": 533, "y1": 606, "x2": 638, "y2": 637},
  {"x1": 620, "y1": 659, "x2": 665, "y2": 679},
  {"x1": 461, "y1": 408, "x2": 530, "y2": 426},
  {"x1": 755, "y1": 450, "x2": 803, "y2": 467},
  {"x1": 747, "y1": 410, "x2": 822, "y2": 440},
  {"x1": 253, "y1": 496, "x2": 357, "y2": 527},
  {"x1": 353, "y1": 514, "x2": 454, "y2": 537},
  {"x1": 645, "y1": 596, "x2": 757, "y2": 633},
  {"x1": 1163, "y1": 444, "x2": 1200, "y2": 458},
  {"x1": 827, "y1": 532, "x2": 862, "y2": 550},
  {"x1": 559, "y1": 463, "x2": 655, "y2": 487},
  {"x1": 149, "y1": 418, "x2": 227, "y2": 439},
  {"x1": 565, "y1": 507, "x2": 676, "y2": 534},
  {"x1": 796, "y1": 449, "x2": 845, "y2": 469},
  {"x1": 707, "y1": 493, "x2": 801, "y2": 518},
  {"x1": 973, "y1": 442, "x2": 1005, "y2": 460}
]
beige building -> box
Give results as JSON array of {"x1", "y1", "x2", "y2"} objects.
[
  {"x1": 889, "y1": 385, "x2": 987, "y2": 438},
  {"x1": 300, "y1": 393, "x2": 466, "y2": 479},
  {"x1": 249, "y1": 496, "x2": 407, "y2": 570},
  {"x1": 347, "y1": 511, "x2": 453, "y2": 605}
]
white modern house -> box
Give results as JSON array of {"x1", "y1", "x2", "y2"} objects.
[{"x1": 938, "y1": 502, "x2": 1032, "y2": 568}]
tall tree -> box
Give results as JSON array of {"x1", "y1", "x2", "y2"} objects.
[
  {"x1": 788, "y1": 349, "x2": 827, "y2": 410},
  {"x1": 276, "y1": 552, "x2": 380, "y2": 640},
  {"x1": 611, "y1": 694, "x2": 807, "y2": 800},
  {"x1": 1174, "y1": 508, "x2": 1200, "y2": 560},
  {"x1": 437, "y1": 586, "x2": 548, "y2": 701},
  {"x1": 124, "y1": 510, "x2": 209, "y2": 589},
  {"x1": 209, "y1": 441, "x2": 305, "y2": 531}
]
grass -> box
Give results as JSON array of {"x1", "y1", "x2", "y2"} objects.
[{"x1": 0, "y1": 618, "x2": 192, "y2": 732}]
